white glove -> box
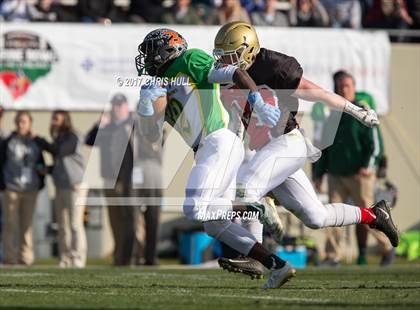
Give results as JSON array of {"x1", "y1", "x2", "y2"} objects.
[
  {"x1": 344, "y1": 102, "x2": 379, "y2": 127},
  {"x1": 248, "y1": 91, "x2": 281, "y2": 128},
  {"x1": 138, "y1": 83, "x2": 167, "y2": 116}
]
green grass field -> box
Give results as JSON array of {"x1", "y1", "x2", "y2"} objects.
[{"x1": 1, "y1": 265, "x2": 419, "y2": 310}]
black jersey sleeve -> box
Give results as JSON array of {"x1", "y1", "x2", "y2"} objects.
[{"x1": 267, "y1": 49, "x2": 303, "y2": 92}]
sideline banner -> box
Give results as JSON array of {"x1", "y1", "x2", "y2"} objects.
[{"x1": 0, "y1": 23, "x2": 390, "y2": 114}]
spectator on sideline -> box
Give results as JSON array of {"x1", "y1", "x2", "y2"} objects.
[
  {"x1": 364, "y1": 0, "x2": 413, "y2": 29},
  {"x1": 34, "y1": 111, "x2": 87, "y2": 268},
  {"x1": 128, "y1": 0, "x2": 163, "y2": 23},
  {"x1": 251, "y1": 0, "x2": 290, "y2": 27},
  {"x1": 0, "y1": 106, "x2": 6, "y2": 263},
  {"x1": 313, "y1": 71, "x2": 394, "y2": 266},
  {"x1": 407, "y1": 0, "x2": 420, "y2": 29},
  {"x1": 320, "y1": 0, "x2": 362, "y2": 28},
  {"x1": 0, "y1": 0, "x2": 35, "y2": 21},
  {"x1": 240, "y1": 0, "x2": 264, "y2": 15},
  {"x1": 0, "y1": 106, "x2": 5, "y2": 139},
  {"x1": 30, "y1": 0, "x2": 63, "y2": 22},
  {"x1": 162, "y1": 0, "x2": 204, "y2": 25},
  {"x1": 289, "y1": 0, "x2": 330, "y2": 27},
  {"x1": 207, "y1": 0, "x2": 250, "y2": 24},
  {"x1": 85, "y1": 93, "x2": 135, "y2": 266},
  {"x1": 131, "y1": 126, "x2": 164, "y2": 266},
  {"x1": 77, "y1": 0, "x2": 114, "y2": 24},
  {"x1": 0, "y1": 111, "x2": 46, "y2": 265}
]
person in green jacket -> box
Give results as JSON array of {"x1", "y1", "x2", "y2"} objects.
[{"x1": 313, "y1": 70, "x2": 393, "y2": 266}]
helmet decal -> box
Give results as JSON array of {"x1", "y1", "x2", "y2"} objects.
[{"x1": 135, "y1": 28, "x2": 188, "y2": 76}]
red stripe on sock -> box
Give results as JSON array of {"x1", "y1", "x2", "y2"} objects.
[{"x1": 360, "y1": 208, "x2": 376, "y2": 224}]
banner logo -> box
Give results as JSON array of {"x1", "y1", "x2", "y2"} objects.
[{"x1": 0, "y1": 31, "x2": 58, "y2": 99}]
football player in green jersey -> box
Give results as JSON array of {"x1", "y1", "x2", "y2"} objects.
[{"x1": 136, "y1": 28, "x2": 296, "y2": 289}]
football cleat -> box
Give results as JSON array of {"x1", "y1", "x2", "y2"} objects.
[
  {"x1": 248, "y1": 199, "x2": 284, "y2": 244},
  {"x1": 262, "y1": 262, "x2": 296, "y2": 289},
  {"x1": 369, "y1": 200, "x2": 399, "y2": 247},
  {"x1": 218, "y1": 256, "x2": 264, "y2": 279}
]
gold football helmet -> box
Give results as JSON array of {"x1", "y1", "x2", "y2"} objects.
[{"x1": 213, "y1": 21, "x2": 260, "y2": 70}]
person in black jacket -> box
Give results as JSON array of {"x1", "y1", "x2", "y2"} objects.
[
  {"x1": 1, "y1": 111, "x2": 46, "y2": 265},
  {"x1": 35, "y1": 110, "x2": 87, "y2": 268},
  {"x1": 77, "y1": 0, "x2": 114, "y2": 23},
  {"x1": 85, "y1": 94, "x2": 135, "y2": 266},
  {"x1": 128, "y1": 0, "x2": 163, "y2": 23}
]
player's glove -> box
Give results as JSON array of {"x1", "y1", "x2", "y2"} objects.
[
  {"x1": 137, "y1": 83, "x2": 167, "y2": 116},
  {"x1": 344, "y1": 102, "x2": 379, "y2": 127},
  {"x1": 248, "y1": 91, "x2": 281, "y2": 128}
]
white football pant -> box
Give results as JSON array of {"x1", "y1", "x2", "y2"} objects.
[
  {"x1": 183, "y1": 128, "x2": 260, "y2": 255},
  {"x1": 237, "y1": 129, "x2": 362, "y2": 243}
]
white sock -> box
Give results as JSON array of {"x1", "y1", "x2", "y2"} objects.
[
  {"x1": 324, "y1": 203, "x2": 362, "y2": 227},
  {"x1": 241, "y1": 218, "x2": 263, "y2": 243},
  {"x1": 203, "y1": 220, "x2": 257, "y2": 255}
]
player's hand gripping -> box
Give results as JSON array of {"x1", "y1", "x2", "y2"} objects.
[
  {"x1": 248, "y1": 91, "x2": 281, "y2": 127},
  {"x1": 344, "y1": 102, "x2": 379, "y2": 127},
  {"x1": 138, "y1": 83, "x2": 167, "y2": 116}
]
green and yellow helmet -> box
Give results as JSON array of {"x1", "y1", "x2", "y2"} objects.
[{"x1": 213, "y1": 21, "x2": 260, "y2": 70}]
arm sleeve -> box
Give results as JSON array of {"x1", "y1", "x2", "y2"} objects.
[
  {"x1": 36, "y1": 151, "x2": 46, "y2": 190},
  {"x1": 367, "y1": 94, "x2": 383, "y2": 168},
  {"x1": 207, "y1": 65, "x2": 237, "y2": 84},
  {"x1": 58, "y1": 133, "x2": 79, "y2": 157},
  {"x1": 288, "y1": 5, "x2": 297, "y2": 26},
  {"x1": 34, "y1": 135, "x2": 77, "y2": 157},
  {"x1": 34, "y1": 136, "x2": 57, "y2": 155},
  {"x1": 85, "y1": 124, "x2": 99, "y2": 146},
  {"x1": 0, "y1": 137, "x2": 7, "y2": 190},
  {"x1": 313, "y1": 1, "x2": 330, "y2": 26},
  {"x1": 376, "y1": 126, "x2": 384, "y2": 167},
  {"x1": 351, "y1": 0, "x2": 362, "y2": 28}
]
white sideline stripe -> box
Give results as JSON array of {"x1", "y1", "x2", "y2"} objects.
[
  {"x1": 1, "y1": 288, "x2": 330, "y2": 303},
  {"x1": 0, "y1": 272, "x2": 52, "y2": 277},
  {"x1": 204, "y1": 293, "x2": 329, "y2": 303},
  {"x1": 1, "y1": 288, "x2": 118, "y2": 296},
  {"x1": 2, "y1": 289, "x2": 49, "y2": 294}
]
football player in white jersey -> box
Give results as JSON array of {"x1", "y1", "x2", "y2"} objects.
[{"x1": 213, "y1": 22, "x2": 399, "y2": 282}]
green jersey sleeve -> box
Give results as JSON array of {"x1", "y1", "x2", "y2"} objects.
[{"x1": 183, "y1": 48, "x2": 214, "y2": 85}]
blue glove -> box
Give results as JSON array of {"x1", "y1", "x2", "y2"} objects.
[
  {"x1": 137, "y1": 83, "x2": 167, "y2": 116},
  {"x1": 248, "y1": 91, "x2": 281, "y2": 128}
]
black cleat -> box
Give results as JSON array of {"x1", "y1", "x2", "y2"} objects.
[
  {"x1": 369, "y1": 200, "x2": 399, "y2": 247},
  {"x1": 218, "y1": 256, "x2": 265, "y2": 279}
]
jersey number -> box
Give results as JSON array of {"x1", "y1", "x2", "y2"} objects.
[{"x1": 166, "y1": 98, "x2": 192, "y2": 136}]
